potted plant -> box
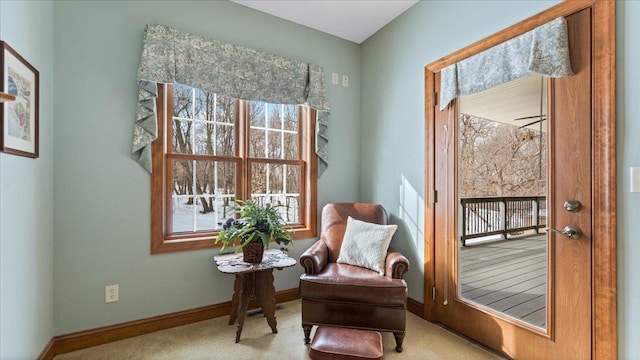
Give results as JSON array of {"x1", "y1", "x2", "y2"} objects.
[{"x1": 215, "y1": 200, "x2": 293, "y2": 263}]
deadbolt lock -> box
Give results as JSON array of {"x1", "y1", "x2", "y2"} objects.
[{"x1": 563, "y1": 200, "x2": 582, "y2": 212}]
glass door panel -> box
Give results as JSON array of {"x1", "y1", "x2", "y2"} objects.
[{"x1": 457, "y1": 74, "x2": 549, "y2": 330}]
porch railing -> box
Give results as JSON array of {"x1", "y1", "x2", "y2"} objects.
[{"x1": 460, "y1": 196, "x2": 546, "y2": 246}]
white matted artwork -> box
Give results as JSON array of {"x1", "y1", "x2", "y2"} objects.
[{"x1": 1, "y1": 41, "x2": 39, "y2": 158}]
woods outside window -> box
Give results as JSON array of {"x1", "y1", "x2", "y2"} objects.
[{"x1": 151, "y1": 83, "x2": 317, "y2": 253}]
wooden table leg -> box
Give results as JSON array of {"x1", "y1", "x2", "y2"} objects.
[
  {"x1": 229, "y1": 269, "x2": 278, "y2": 342},
  {"x1": 229, "y1": 275, "x2": 243, "y2": 326},
  {"x1": 234, "y1": 273, "x2": 252, "y2": 343},
  {"x1": 255, "y1": 269, "x2": 277, "y2": 334}
]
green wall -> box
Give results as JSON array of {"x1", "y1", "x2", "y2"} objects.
[
  {"x1": 359, "y1": 0, "x2": 559, "y2": 304},
  {"x1": 0, "y1": 1, "x2": 54, "y2": 358},
  {"x1": 360, "y1": 0, "x2": 639, "y2": 357},
  {"x1": 53, "y1": 0, "x2": 360, "y2": 334}
]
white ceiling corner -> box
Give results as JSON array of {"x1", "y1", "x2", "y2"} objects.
[{"x1": 230, "y1": 0, "x2": 419, "y2": 43}]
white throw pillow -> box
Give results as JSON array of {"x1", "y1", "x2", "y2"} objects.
[{"x1": 336, "y1": 216, "x2": 398, "y2": 275}]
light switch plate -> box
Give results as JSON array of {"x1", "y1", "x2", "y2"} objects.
[
  {"x1": 331, "y1": 72, "x2": 339, "y2": 85},
  {"x1": 631, "y1": 167, "x2": 640, "y2": 193},
  {"x1": 342, "y1": 75, "x2": 349, "y2": 87}
]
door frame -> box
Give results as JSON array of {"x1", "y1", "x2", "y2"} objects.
[{"x1": 423, "y1": 1, "x2": 616, "y2": 359}]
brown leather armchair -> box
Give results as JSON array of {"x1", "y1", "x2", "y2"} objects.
[{"x1": 299, "y1": 203, "x2": 410, "y2": 352}]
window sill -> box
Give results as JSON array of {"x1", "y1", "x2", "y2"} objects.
[{"x1": 151, "y1": 226, "x2": 317, "y2": 255}]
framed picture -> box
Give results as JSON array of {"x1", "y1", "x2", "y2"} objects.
[{"x1": 1, "y1": 41, "x2": 39, "y2": 158}]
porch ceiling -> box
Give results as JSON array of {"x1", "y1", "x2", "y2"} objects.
[{"x1": 459, "y1": 74, "x2": 547, "y2": 131}]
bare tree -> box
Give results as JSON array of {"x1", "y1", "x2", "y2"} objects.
[
  {"x1": 459, "y1": 114, "x2": 546, "y2": 198},
  {"x1": 172, "y1": 84, "x2": 195, "y2": 204},
  {"x1": 171, "y1": 85, "x2": 303, "y2": 222}
]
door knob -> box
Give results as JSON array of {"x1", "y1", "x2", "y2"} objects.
[{"x1": 546, "y1": 226, "x2": 582, "y2": 240}]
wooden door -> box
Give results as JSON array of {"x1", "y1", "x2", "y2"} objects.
[{"x1": 431, "y1": 9, "x2": 592, "y2": 359}]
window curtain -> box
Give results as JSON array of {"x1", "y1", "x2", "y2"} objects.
[
  {"x1": 132, "y1": 24, "x2": 331, "y2": 176},
  {"x1": 440, "y1": 17, "x2": 573, "y2": 111}
]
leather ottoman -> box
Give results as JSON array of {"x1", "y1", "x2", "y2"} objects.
[{"x1": 309, "y1": 326, "x2": 384, "y2": 360}]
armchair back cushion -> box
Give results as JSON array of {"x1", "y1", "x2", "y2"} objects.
[{"x1": 321, "y1": 203, "x2": 388, "y2": 263}]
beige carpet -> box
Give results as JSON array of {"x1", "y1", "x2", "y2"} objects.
[{"x1": 55, "y1": 300, "x2": 505, "y2": 360}]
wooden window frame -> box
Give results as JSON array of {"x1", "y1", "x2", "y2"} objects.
[{"x1": 151, "y1": 84, "x2": 317, "y2": 254}]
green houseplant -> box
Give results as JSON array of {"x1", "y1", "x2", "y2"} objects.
[{"x1": 215, "y1": 200, "x2": 293, "y2": 263}]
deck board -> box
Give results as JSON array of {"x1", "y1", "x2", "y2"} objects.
[
  {"x1": 458, "y1": 234, "x2": 547, "y2": 328},
  {"x1": 461, "y1": 256, "x2": 545, "y2": 285},
  {"x1": 463, "y1": 268, "x2": 546, "y2": 300},
  {"x1": 522, "y1": 307, "x2": 546, "y2": 327}
]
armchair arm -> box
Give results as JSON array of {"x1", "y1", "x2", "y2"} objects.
[
  {"x1": 300, "y1": 239, "x2": 329, "y2": 274},
  {"x1": 385, "y1": 246, "x2": 410, "y2": 279}
]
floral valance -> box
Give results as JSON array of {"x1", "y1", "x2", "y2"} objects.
[
  {"x1": 132, "y1": 24, "x2": 331, "y2": 175},
  {"x1": 440, "y1": 17, "x2": 573, "y2": 110}
]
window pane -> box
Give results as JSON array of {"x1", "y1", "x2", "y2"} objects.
[
  {"x1": 268, "y1": 164, "x2": 284, "y2": 194},
  {"x1": 286, "y1": 164, "x2": 300, "y2": 193},
  {"x1": 251, "y1": 162, "x2": 267, "y2": 195},
  {"x1": 171, "y1": 159, "x2": 236, "y2": 233},
  {"x1": 282, "y1": 164, "x2": 301, "y2": 223},
  {"x1": 278, "y1": 196, "x2": 299, "y2": 223},
  {"x1": 194, "y1": 88, "x2": 214, "y2": 121},
  {"x1": 283, "y1": 105, "x2": 298, "y2": 131},
  {"x1": 172, "y1": 118, "x2": 193, "y2": 154},
  {"x1": 216, "y1": 123, "x2": 235, "y2": 156},
  {"x1": 210, "y1": 160, "x2": 237, "y2": 227},
  {"x1": 172, "y1": 197, "x2": 194, "y2": 233},
  {"x1": 250, "y1": 163, "x2": 300, "y2": 224},
  {"x1": 249, "y1": 128, "x2": 266, "y2": 157},
  {"x1": 194, "y1": 120, "x2": 214, "y2": 155},
  {"x1": 215, "y1": 161, "x2": 237, "y2": 196},
  {"x1": 284, "y1": 133, "x2": 299, "y2": 160},
  {"x1": 249, "y1": 101, "x2": 265, "y2": 127},
  {"x1": 173, "y1": 83, "x2": 193, "y2": 119},
  {"x1": 267, "y1": 130, "x2": 283, "y2": 159},
  {"x1": 216, "y1": 95, "x2": 236, "y2": 124},
  {"x1": 194, "y1": 195, "x2": 217, "y2": 231},
  {"x1": 172, "y1": 160, "x2": 192, "y2": 196},
  {"x1": 172, "y1": 159, "x2": 194, "y2": 232},
  {"x1": 268, "y1": 104, "x2": 282, "y2": 129}
]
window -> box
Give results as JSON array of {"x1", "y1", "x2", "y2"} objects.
[{"x1": 151, "y1": 83, "x2": 317, "y2": 253}]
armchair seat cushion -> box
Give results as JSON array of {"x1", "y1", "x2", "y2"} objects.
[{"x1": 300, "y1": 263, "x2": 407, "y2": 306}]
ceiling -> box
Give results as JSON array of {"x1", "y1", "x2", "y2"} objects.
[
  {"x1": 231, "y1": 0, "x2": 419, "y2": 43},
  {"x1": 231, "y1": 0, "x2": 544, "y2": 127}
]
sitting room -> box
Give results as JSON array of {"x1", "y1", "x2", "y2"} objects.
[{"x1": 0, "y1": 0, "x2": 634, "y2": 359}]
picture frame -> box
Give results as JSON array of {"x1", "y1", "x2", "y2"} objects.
[{"x1": 1, "y1": 41, "x2": 39, "y2": 158}]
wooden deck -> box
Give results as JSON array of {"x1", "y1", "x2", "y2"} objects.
[{"x1": 458, "y1": 234, "x2": 547, "y2": 328}]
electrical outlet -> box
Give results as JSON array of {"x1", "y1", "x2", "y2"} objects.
[
  {"x1": 105, "y1": 284, "x2": 119, "y2": 303},
  {"x1": 331, "y1": 72, "x2": 339, "y2": 85},
  {"x1": 342, "y1": 75, "x2": 349, "y2": 87}
]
